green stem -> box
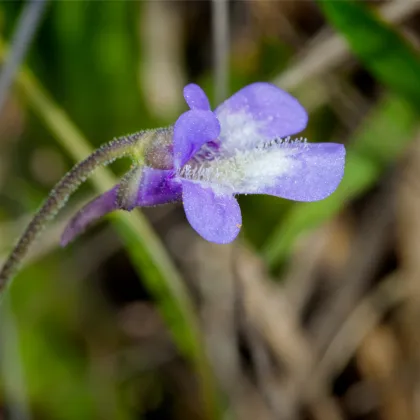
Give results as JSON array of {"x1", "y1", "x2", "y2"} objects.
[{"x1": 0, "y1": 133, "x2": 144, "y2": 287}]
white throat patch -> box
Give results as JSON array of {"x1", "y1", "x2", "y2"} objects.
[
  {"x1": 217, "y1": 111, "x2": 266, "y2": 151},
  {"x1": 180, "y1": 142, "x2": 306, "y2": 195}
]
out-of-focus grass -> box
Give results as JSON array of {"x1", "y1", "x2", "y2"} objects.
[
  {"x1": 3, "y1": 261, "x2": 108, "y2": 420},
  {"x1": 0, "y1": 37, "x2": 221, "y2": 420},
  {"x1": 263, "y1": 0, "x2": 420, "y2": 268},
  {"x1": 318, "y1": 0, "x2": 420, "y2": 111}
]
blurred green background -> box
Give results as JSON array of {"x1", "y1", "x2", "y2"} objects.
[{"x1": 1, "y1": 1, "x2": 420, "y2": 419}]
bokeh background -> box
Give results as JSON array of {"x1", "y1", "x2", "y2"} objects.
[{"x1": 1, "y1": 1, "x2": 420, "y2": 419}]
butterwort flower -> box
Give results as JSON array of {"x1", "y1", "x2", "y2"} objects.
[{"x1": 61, "y1": 82, "x2": 345, "y2": 245}]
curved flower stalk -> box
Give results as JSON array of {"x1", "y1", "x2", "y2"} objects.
[
  {"x1": 63, "y1": 82, "x2": 346, "y2": 245},
  {"x1": 0, "y1": 130, "x2": 166, "y2": 287}
]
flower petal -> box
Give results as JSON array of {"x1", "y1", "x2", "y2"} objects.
[
  {"x1": 173, "y1": 109, "x2": 220, "y2": 169},
  {"x1": 136, "y1": 167, "x2": 182, "y2": 206},
  {"x1": 61, "y1": 186, "x2": 119, "y2": 246},
  {"x1": 182, "y1": 180, "x2": 241, "y2": 244},
  {"x1": 183, "y1": 84, "x2": 211, "y2": 110},
  {"x1": 215, "y1": 82, "x2": 308, "y2": 151},
  {"x1": 257, "y1": 142, "x2": 345, "y2": 201}
]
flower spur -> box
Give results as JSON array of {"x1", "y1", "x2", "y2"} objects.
[{"x1": 62, "y1": 82, "x2": 346, "y2": 245}]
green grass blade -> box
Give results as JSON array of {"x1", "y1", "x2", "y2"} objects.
[{"x1": 317, "y1": 0, "x2": 420, "y2": 110}]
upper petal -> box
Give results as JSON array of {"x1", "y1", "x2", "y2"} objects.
[
  {"x1": 173, "y1": 109, "x2": 220, "y2": 169},
  {"x1": 258, "y1": 142, "x2": 345, "y2": 201},
  {"x1": 215, "y1": 82, "x2": 308, "y2": 151},
  {"x1": 182, "y1": 180, "x2": 241, "y2": 244},
  {"x1": 183, "y1": 84, "x2": 211, "y2": 110}
]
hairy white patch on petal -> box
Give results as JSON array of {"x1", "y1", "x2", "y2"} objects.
[
  {"x1": 180, "y1": 142, "x2": 306, "y2": 195},
  {"x1": 218, "y1": 112, "x2": 266, "y2": 152}
]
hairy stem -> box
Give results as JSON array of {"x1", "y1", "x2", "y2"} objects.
[{"x1": 0, "y1": 131, "x2": 147, "y2": 289}]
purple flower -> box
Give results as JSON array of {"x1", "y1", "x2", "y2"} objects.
[{"x1": 62, "y1": 82, "x2": 345, "y2": 245}]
